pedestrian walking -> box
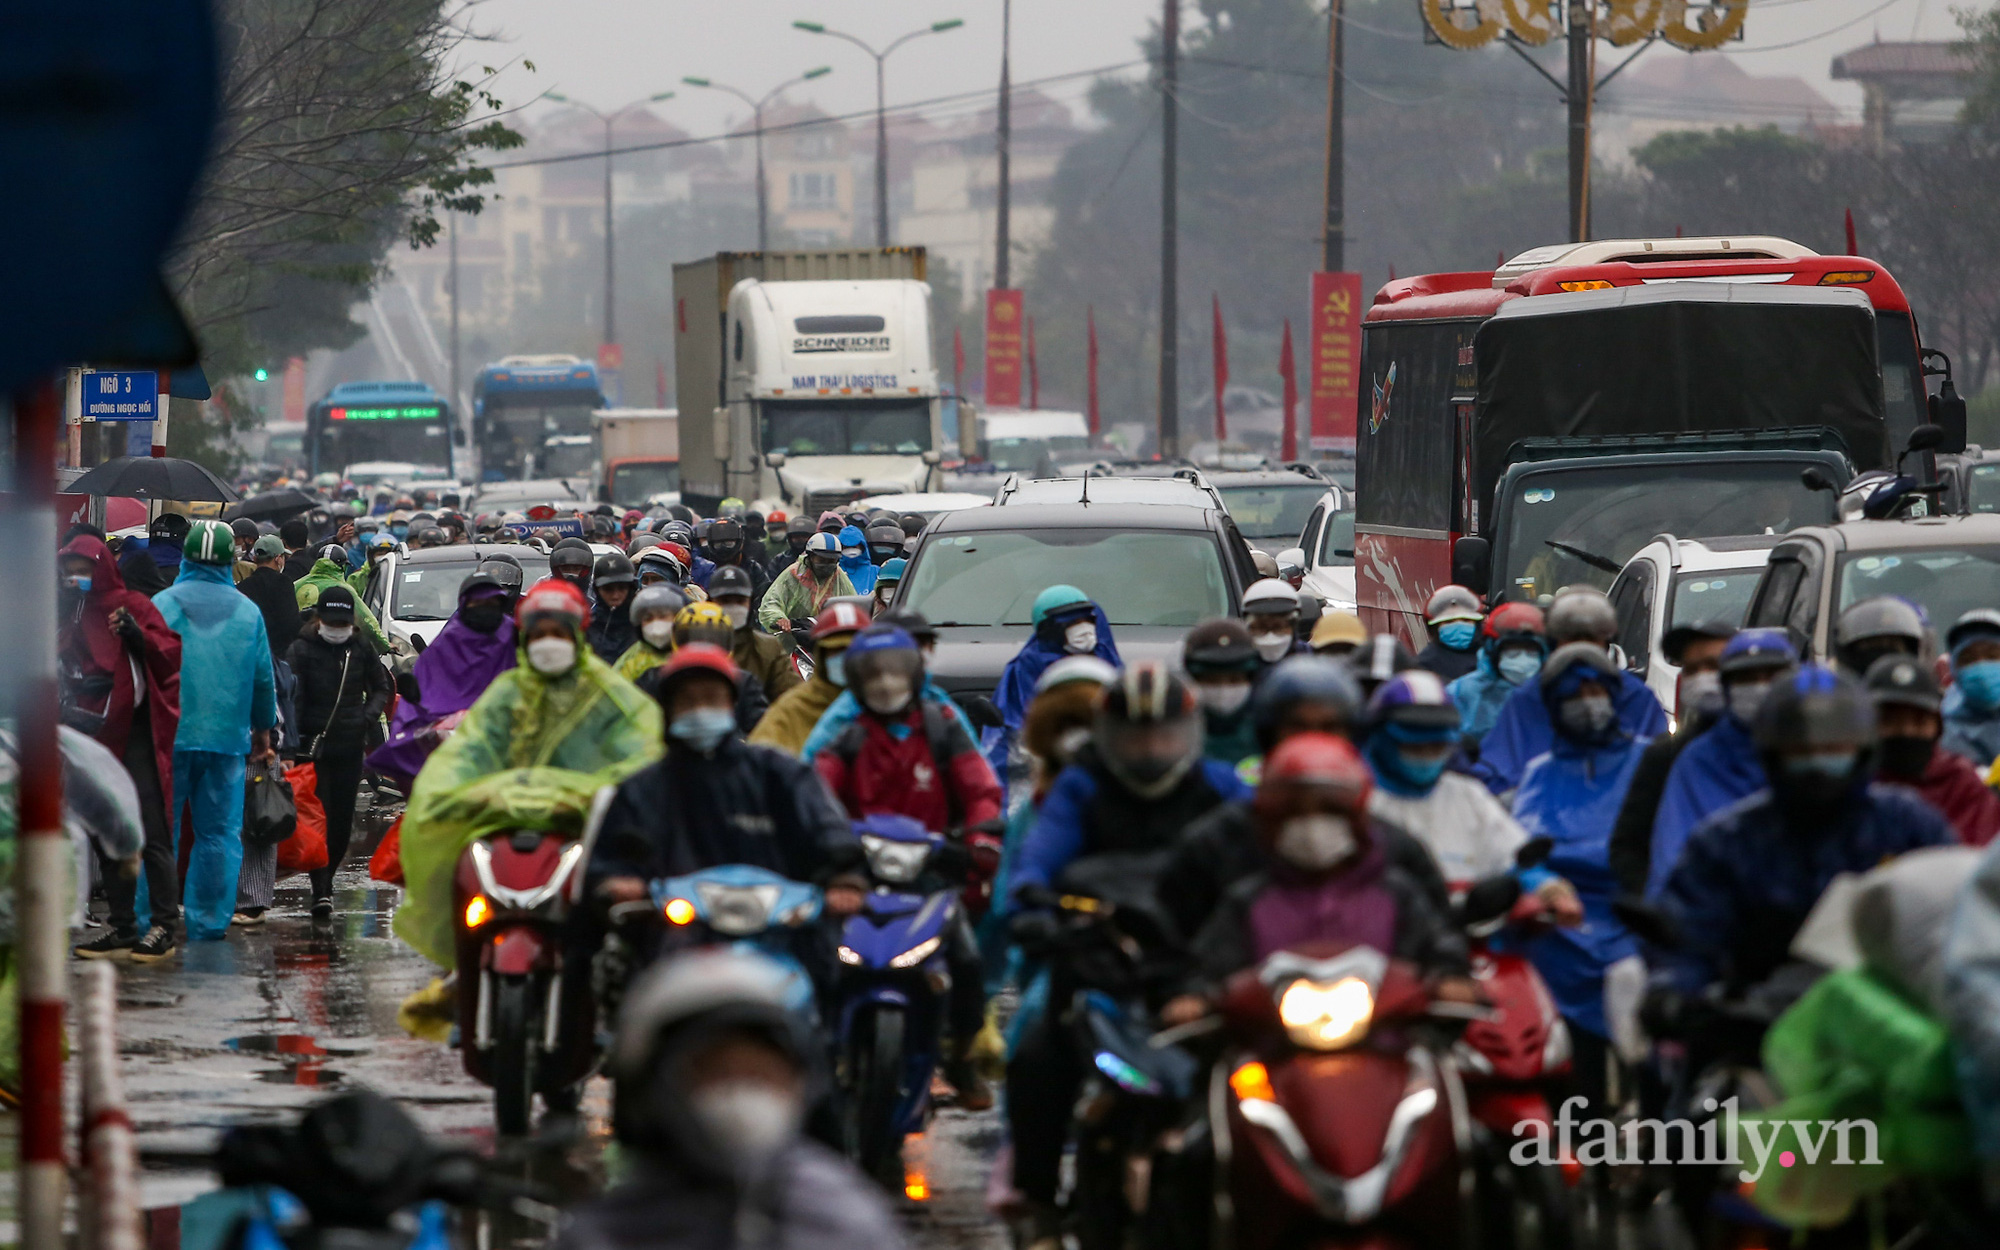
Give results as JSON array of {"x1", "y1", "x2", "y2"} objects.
[{"x1": 287, "y1": 585, "x2": 392, "y2": 918}]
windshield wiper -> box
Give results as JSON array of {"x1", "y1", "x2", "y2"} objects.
[{"x1": 1543, "y1": 538, "x2": 1622, "y2": 575}]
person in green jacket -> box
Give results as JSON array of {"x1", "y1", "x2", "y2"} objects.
[
  {"x1": 347, "y1": 530, "x2": 395, "y2": 602},
  {"x1": 758, "y1": 531, "x2": 854, "y2": 635},
  {"x1": 293, "y1": 547, "x2": 391, "y2": 655},
  {"x1": 394, "y1": 579, "x2": 661, "y2": 966}
]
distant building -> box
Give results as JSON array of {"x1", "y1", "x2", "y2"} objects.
[
  {"x1": 1831, "y1": 40, "x2": 1977, "y2": 151},
  {"x1": 1596, "y1": 52, "x2": 1839, "y2": 161},
  {"x1": 763, "y1": 101, "x2": 859, "y2": 245}
]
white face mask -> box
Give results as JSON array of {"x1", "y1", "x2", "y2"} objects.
[
  {"x1": 526, "y1": 636, "x2": 577, "y2": 676},
  {"x1": 861, "y1": 673, "x2": 914, "y2": 716},
  {"x1": 1198, "y1": 682, "x2": 1252, "y2": 716},
  {"x1": 1275, "y1": 813, "x2": 1359, "y2": 871},
  {"x1": 1727, "y1": 678, "x2": 1771, "y2": 725},
  {"x1": 1064, "y1": 620, "x2": 1098, "y2": 655},
  {"x1": 841, "y1": 547, "x2": 863, "y2": 561},
  {"x1": 688, "y1": 1079, "x2": 803, "y2": 1176},
  {"x1": 641, "y1": 618, "x2": 675, "y2": 648},
  {"x1": 1251, "y1": 631, "x2": 1293, "y2": 663},
  {"x1": 719, "y1": 603, "x2": 750, "y2": 630},
  {"x1": 319, "y1": 623, "x2": 354, "y2": 645},
  {"x1": 1681, "y1": 670, "x2": 1723, "y2": 715}
]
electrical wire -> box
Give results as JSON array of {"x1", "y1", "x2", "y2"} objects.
[{"x1": 1719, "y1": 0, "x2": 1909, "y2": 53}]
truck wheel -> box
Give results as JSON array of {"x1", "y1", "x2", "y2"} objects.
[{"x1": 491, "y1": 975, "x2": 540, "y2": 1137}]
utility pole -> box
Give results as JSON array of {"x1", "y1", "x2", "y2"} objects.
[
  {"x1": 1566, "y1": 0, "x2": 1594, "y2": 242},
  {"x1": 1158, "y1": 0, "x2": 1181, "y2": 458},
  {"x1": 544, "y1": 91, "x2": 675, "y2": 359},
  {"x1": 448, "y1": 213, "x2": 460, "y2": 413},
  {"x1": 995, "y1": 0, "x2": 1013, "y2": 288},
  {"x1": 686, "y1": 68, "x2": 834, "y2": 251},
  {"x1": 1321, "y1": 0, "x2": 1345, "y2": 271}
]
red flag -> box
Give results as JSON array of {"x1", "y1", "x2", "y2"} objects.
[
  {"x1": 1211, "y1": 294, "x2": 1229, "y2": 442},
  {"x1": 1086, "y1": 306, "x2": 1100, "y2": 438},
  {"x1": 1279, "y1": 319, "x2": 1298, "y2": 463},
  {"x1": 1845, "y1": 207, "x2": 1857, "y2": 255},
  {"x1": 983, "y1": 290, "x2": 1024, "y2": 406},
  {"x1": 1028, "y1": 314, "x2": 1040, "y2": 409},
  {"x1": 953, "y1": 326, "x2": 965, "y2": 396}
]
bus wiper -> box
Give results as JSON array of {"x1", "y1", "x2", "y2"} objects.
[{"x1": 1544, "y1": 539, "x2": 1622, "y2": 575}]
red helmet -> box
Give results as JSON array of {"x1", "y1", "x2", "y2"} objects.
[
  {"x1": 766, "y1": 509, "x2": 789, "y2": 525},
  {"x1": 517, "y1": 579, "x2": 590, "y2": 632},
  {"x1": 656, "y1": 642, "x2": 740, "y2": 702},
  {"x1": 1255, "y1": 731, "x2": 1372, "y2": 817},
  {"x1": 1481, "y1": 602, "x2": 1546, "y2": 646},
  {"x1": 811, "y1": 600, "x2": 873, "y2": 641}
]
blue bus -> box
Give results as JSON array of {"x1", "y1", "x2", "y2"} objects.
[
  {"x1": 472, "y1": 355, "x2": 605, "y2": 481},
  {"x1": 307, "y1": 381, "x2": 457, "y2": 478}
]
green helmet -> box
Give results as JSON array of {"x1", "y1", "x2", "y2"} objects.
[
  {"x1": 1031, "y1": 584, "x2": 1092, "y2": 627},
  {"x1": 183, "y1": 518, "x2": 236, "y2": 565}
]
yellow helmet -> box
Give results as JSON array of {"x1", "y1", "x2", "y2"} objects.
[{"x1": 673, "y1": 600, "x2": 734, "y2": 651}]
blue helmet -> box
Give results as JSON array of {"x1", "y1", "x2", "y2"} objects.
[
  {"x1": 1031, "y1": 584, "x2": 1093, "y2": 627},
  {"x1": 1719, "y1": 627, "x2": 1798, "y2": 677}
]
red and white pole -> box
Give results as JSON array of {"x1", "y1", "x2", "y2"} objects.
[
  {"x1": 151, "y1": 370, "x2": 170, "y2": 458},
  {"x1": 11, "y1": 377, "x2": 68, "y2": 1245}
]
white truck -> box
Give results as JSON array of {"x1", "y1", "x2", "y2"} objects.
[
  {"x1": 969, "y1": 409, "x2": 1092, "y2": 474},
  {"x1": 594, "y1": 407, "x2": 680, "y2": 508},
  {"x1": 672, "y1": 249, "x2": 944, "y2": 516}
]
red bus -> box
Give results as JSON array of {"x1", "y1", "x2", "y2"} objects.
[{"x1": 1352, "y1": 235, "x2": 1952, "y2": 642}]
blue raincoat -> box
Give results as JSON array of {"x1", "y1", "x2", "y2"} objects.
[
  {"x1": 837, "y1": 525, "x2": 877, "y2": 595},
  {"x1": 1942, "y1": 684, "x2": 2000, "y2": 772},
  {"x1": 1472, "y1": 668, "x2": 1663, "y2": 796},
  {"x1": 982, "y1": 604, "x2": 1121, "y2": 786},
  {"x1": 1449, "y1": 649, "x2": 1529, "y2": 745},
  {"x1": 799, "y1": 676, "x2": 971, "y2": 762},
  {"x1": 1644, "y1": 713, "x2": 1766, "y2": 897},
  {"x1": 1512, "y1": 735, "x2": 1647, "y2": 1038}
]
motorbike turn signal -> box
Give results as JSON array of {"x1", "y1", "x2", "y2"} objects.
[
  {"x1": 464, "y1": 895, "x2": 491, "y2": 929},
  {"x1": 664, "y1": 897, "x2": 697, "y2": 926}
]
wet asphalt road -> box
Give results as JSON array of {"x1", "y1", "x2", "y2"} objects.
[{"x1": 88, "y1": 860, "x2": 1010, "y2": 1249}]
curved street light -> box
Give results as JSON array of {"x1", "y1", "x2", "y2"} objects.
[
  {"x1": 683, "y1": 67, "x2": 834, "y2": 251},
  {"x1": 543, "y1": 89, "x2": 675, "y2": 365}
]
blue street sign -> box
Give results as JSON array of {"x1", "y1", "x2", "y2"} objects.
[{"x1": 81, "y1": 370, "x2": 160, "y2": 422}]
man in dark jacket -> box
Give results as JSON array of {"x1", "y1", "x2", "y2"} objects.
[
  {"x1": 279, "y1": 518, "x2": 315, "y2": 582},
  {"x1": 1607, "y1": 620, "x2": 1733, "y2": 895},
  {"x1": 286, "y1": 585, "x2": 392, "y2": 918},
  {"x1": 768, "y1": 514, "x2": 815, "y2": 577},
  {"x1": 585, "y1": 552, "x2": 638, "y2": 664},
  {"x1": 240, "y1": 535, "x2": 304, "y2": 664},
  {"x1": 117, "y1": 512, "x2": 188, "y2": 598},
  {"x1": 709, "y1": 564, "x2": 801, "y2": 702},
  {"x1": 703, "y1": 518, "x2": 769, "y2": 603}
]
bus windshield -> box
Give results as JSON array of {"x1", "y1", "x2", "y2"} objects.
[
  {"x1": 1499, "y1": 460, "x2": 1836, "y2": 604},
  {"x1": 902, "y1": 528, "x2": 1229, "y2": 627},
  {"x1": 762, "y1": 399, "x2": 931, "y2": 457}
]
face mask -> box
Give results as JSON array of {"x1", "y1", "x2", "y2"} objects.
[
  {"x1": 841, "y1": 547, "x2": 863, "y2": 562},
  {"x1": 1497, "y1": 649, "x2": 1542, "y2": 686},
  {"x1": 1198, "y1": 682, "x2": 1252, "y2": 717},
  {"x1": 642, "y1": 619, "x2": 675, "y2": 648},
  {"x1": 461, "y1": 603, "x2": 505, "y2": 634},
  {"x1": 1274, "y1": 813, "x2": 1359, "y2": 871},
  {"x1": 1251, "y1": 632, "x2": 1293, "y2": 663},
  {"x1": 1055, "y1": 725, "x2": 1093, "y2": 763},
  {"x1": 1680, "y1": 670, "x2": 1723, "y2": 715},
  {"x1": 1064, "y1": 620, "x2": 1098, "y2": 655},
  {"x1": 823, "y1": 653, "x2": 846, "y2": 687},
  {"x1": 789, "y1": 536, "x2": 810, "y2": 553},
  {"x1": 1437, "y1": 621, "x2": 1478, "y2": 651},
  {"x1": 1558, "y1": 693, "x2": 1616, "y2": 739},
  {"x1": 319, "y1": 623, "x2": 355, "y2": 645},
  {"x1": 669, "y1": 706, "x2": 736, "y2": 752},
  {"x1": 1393, "y1": 747, "x2": 1449, "y2": 791},
  {"x1": 807, "y1": 557, "x2": 838, "y2": 579},
  {"x1": 1958, "y1": 659, "x2": 2000, "y2": 712},
  {"x1": 718, "y1": 603, "x2": 749, "y2": 630},
  {"x1": 861, "y1": 673, "x2": 914, "y2": 716},
  {"x1": 711, "y1": 543, "x2": 740, "y2": 561},
  {"x1": 1877, "y1": 734, "x2": 1935, "y2": 781},
  {"x1": 688, "y1": 1079, "x2": 802, "y2": 1175},
  {"x1": 1781, "y1": 748, "x2": 1860, "y2": 783},
  {"x1": 1727, "y1": 679, "x2": 1772, "y2": 725},
  {"x1": 389, "y1": 524, "x2": 408, "y2": 541},
  {"x1": 63, "y1": 575, "x2": 91, "y2": 594},
  {"x1": 526, "y1": 636, "x2": 577, "y2": 676}
]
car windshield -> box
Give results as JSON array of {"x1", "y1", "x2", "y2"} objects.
[
  {"x1": 610, "y1": 461, "x2": 681, "y2": 508},
  {"x1": 762, "y1": 399, "x2": 931, "y2": 457},
  {"x1": 538, "y1": 441, "x2": 595, "y2": 478},
  {"x1": 1966, "y1": 464, "x2": 2000, "y2": 515},
  {"x1": 1319, "y1": 509, "x2": 1356, "y2": 567},
  {"x1": 391, "y1": 556, "x2": 549, "y2": 621},
  {"x1": 1836, "y1": 546, "x2": 2000, "y2": 630},
  {"x1": 985, "y1": 435, "x2": 1091, "y2": 473},
  {"x1": 902, "y1": 529, "x2": 1229, "y2": 627},
  {"x1": 1668, "y1": 569, "x2": 1762, "y2": 631},
  {"x1": 1500, "y1": 461, "x2": 1836, "y2": 605},
  {"x1": 1216, "y1": 484, "x2": 1325, "y2": 540}
]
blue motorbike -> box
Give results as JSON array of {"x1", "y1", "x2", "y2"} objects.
[
  {"x1": 647, "y1": 864, "x2": 824, "y2": 1018},
  {"x1": 834, "y1": 814, "x2": 967, "y2": 1187}
]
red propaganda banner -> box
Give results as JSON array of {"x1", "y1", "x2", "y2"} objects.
[
  {"x1": 597, "y1": 342, "x2": 625, "y2": 371},
  {"x1": 1308, "y1": 272, "x2": 1363, "y2": 453},
  {"x1": 983, "y1": 289, "x2": 1025, "y2": 408}
]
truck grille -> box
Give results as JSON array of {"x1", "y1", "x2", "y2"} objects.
[{"x1": 805, "y1": 488, "x2": 872, "y2": 516}]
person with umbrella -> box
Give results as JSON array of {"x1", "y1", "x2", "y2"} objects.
[{"x1": 118, "y1": 513, "x2": 189, "y2": 598}]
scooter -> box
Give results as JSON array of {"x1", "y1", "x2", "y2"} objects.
[
  {"x1": 450, "y1": 826, "x2": 594, "y2": 1137},
  {"x1": 649, "y1": 863, "x2": 824, "y2": 1019}
]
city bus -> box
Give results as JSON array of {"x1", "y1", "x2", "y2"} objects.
[
  {"x1": 307, "y1": 381, "x2": 456, "y2": 479},
  {"x1": 472, "y1": 355, "x2": 605, "y2": 482},
  {"x1": 1352, "y1": 236, "x2": 1962, "y2": 642}
]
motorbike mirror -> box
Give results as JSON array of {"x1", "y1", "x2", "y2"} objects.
[
  {"x1": 1515, "y1": 836, "x2": 1553, "y2": 870},
  {"x1": 1611, "y1": 895, "x2": 1680, "y2": 949},
  {"x1": 1457, "y1": 874, "x2": 1522, "y2": 929},
  {"x1": 1800, "y1": 465, "x2": 1837, "y2": 495},
  {"x1": 1451, "y1": 535, "x2": 1490, "y2": 596},
  {"x1": 1931, "y1": 379, "x2": 1969, "y2": 454}
]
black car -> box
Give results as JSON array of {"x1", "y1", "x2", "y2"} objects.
[{"x1": 888, "y1": 496, "x2": 1261, "y2": 700}]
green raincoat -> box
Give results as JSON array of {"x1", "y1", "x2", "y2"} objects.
[
  {"x1": 293, "y1": 557, "x2": 391, "y2": 655},
  {"x1": 757, "y1": 561, "x2": 854, "y2": 633},
  {"x1": 615, "y1": 639, "x2": 670, "y2": 684},
  {"x1": 392, "y1": 631, "x2": 662, "y2": 965}
]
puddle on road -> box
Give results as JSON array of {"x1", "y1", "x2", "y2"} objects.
[{"x1": 223, "y1": 1034, "x2": 365, "y2": 1087}]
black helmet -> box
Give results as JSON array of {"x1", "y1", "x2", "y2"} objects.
[
  {"x1": 457, "y1": 570, "x2": 506, "y2": 606},
  {"x1": 876, "y1": 607, "x2": 938, "y2": 644},
  {"x1": 864, "y1": 522, "x2": 905, "y2": 559},
  {"x1": 475, "y1": 557, "x2": 525, "y2": 598},
  {"x1": 707, "y1": 564, "x2": 756, "y2": 600},
  {"x1": 1249, "y1": 655, "x2": 1364, "y2": 750},
  {"x1": 785, "y1": 514, "x2": 815, "y2": 538},
  {"x1": 549, "y1": 541, "x2": 593, "y2": 576},
  {"x1": 593, "y1": 552, "x2": 636, "y2": 588},
  {"x1": 899, "y1": 513, "x2": 927, "y2": 537},
  {"x1": 1095, "y1": 661, "x2": 1203, "y2": 798},
  {"x1": 1753, "y1": 664, "x2": 1878, "y2": 819},
  {"x1": 1183, "y1": 618, "x2": 1260, "y2": 677},
  {"x1": 1863, "y1": 652, "x2": 1942, "y2": 715}
]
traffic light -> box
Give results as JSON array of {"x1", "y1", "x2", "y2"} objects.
[{"x1": 254, "y1": 368, "x2": 269, "y2": 382}]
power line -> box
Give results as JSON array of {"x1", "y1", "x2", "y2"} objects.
[{"x1": 1720, "y1": 0, "x2": 1908, "y2": 53}]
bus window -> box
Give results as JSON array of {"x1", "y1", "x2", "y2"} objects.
[{"x1": 1354, "y1": 321, "x2": 1464, "y2": 534}]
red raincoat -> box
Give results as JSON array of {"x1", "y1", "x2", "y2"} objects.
[
  {"x1": 814, "y1": 703, "x2": 1002, "y2": 834},
  {"x1": 59, "y1": 536, "x2": 181, "y2": 809},
  {"x1": 1896, "y1": 746, "x2": 2000, "y2": 847}
]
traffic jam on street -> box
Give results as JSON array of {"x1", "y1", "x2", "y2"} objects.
[{"x1": 13, "y1": 1, "x2": 2000, "y2": 1248}]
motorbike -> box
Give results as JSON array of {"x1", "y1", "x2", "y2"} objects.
[
  {"x1": 450, "y1": 825, "x2": 595, "y2": 1137},
  {"x1": 647, "y1": 863, "x2": 824, "y2": 1019}
]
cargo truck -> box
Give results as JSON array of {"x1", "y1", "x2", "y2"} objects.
[
  {"x1": 672, "y1": 248, "x2": 944, "y2": 516},
  {"x1": 594, "y1": 407, "x2": 680, "y2": 507}
]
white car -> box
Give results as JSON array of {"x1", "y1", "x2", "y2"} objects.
[
  {"x1": 365, "y1": 544, "x2": 552, "y2": 650},
  {"x1": 1608, "y1": 534, "x2": 1778, "y2": 717},
  {"x1": 1283, "y1": 488, "x2": 1356, "y2": 614},
  {"x1": 848, "y1": 491, "x2": 992, "y2": 521}
]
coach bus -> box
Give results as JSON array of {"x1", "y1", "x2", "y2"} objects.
[
  {"x1": 307, "y1": 380, "x2": 456, "y2": 479},
  {"x1": 1352, "y1": 235, "x2": 1963, "y2": 642},
  {"x1": 472, "y1": 355, "x2": 605, "y2": 481}
]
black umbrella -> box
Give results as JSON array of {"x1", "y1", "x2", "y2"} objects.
[
  {"x1": 66, "y1": 455, "x2": 239, "y2": 503},
  {"x1": 223, "y1": 487, "x2": 316, "y2": 522}
]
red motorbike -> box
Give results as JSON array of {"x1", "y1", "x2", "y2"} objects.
[{"x1": 450, "y1": 828, "x2": 596, "y2": 1136}]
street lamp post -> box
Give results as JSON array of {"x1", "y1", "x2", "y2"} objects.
[
  {"x1": 683, "y1": 68, "x2": 834, "y2": 252},
  {"x1": 543, "y1": 89, "x2": 675, "y2": 358},
  {"x1": 794, "y1": 17, "x2": 964, "y2": 247}
]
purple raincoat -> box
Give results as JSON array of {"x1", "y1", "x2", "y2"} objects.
[
  {"x1": 367, "y1": 609, "x2": 518, "y2": 787},
  {"x1": 1244, "y1": 848, "x2": 1398, "y2": 962}
]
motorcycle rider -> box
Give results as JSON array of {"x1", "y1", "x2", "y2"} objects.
[
  {"x1": 837, "y1": 525, "x2": 878, "y2": 595},
  {"x1": 367, "y1": 567, "x2": 523, "y2": 792},
  {"x1": 665, "y1": 602, "x2": 770, "y2": 733},
  {"x1": 987, "y1": 585, "x2": 1122, "y2": 793},
  {"x1": 1607, "y1": 618, "x2": 1736, "y2": 895},
  {"x1": 1241, "y1": 578, "x2": 1306, "y2": 664},
  {"x1": 1942, "y1": 609, "x2": 2000, "y2": 770},
  {"x1": 1308, "y1": 610, "x2": 1367, "y2": 659},
  {"x1": 1865, "y1": 654, "x2": 2000, "y2": 845},
  {"x1": 1446, "y1": 602, "x2": 1548, "y2": 747},
  {"x1": 869, "y1": 557, "x2": 905, "y2": 616},
  {"x1": 706, "y1": 564, "x2": 801, "y2": 702},
  {"x1": 1644, "y1": 628, "x2": 1798, "y2": 897},
  {"x1": 1181, "y1": 618, "x2": 1263, "y2": 766},
  {"x1": 554, "y1": 949, "x2": 907, "y2": 1250},
  {"x1": 1831, "y1": 595, "x2": 1928, "y2": 677},
  {"x1": 770, "y1": 514, "x2": 816, "y2": 576},
  {"x1": 759, "y1": 532, "x2": 854, "y2": 636},
  {"x1": 701, "y1": 518, "x2": 768, "y2": 598},
  {"x1": 548, "y1": 540, "x2": 594, "y2": 595},
  {"x1": 864, "y1": 521, "x2": 906, "y2": 567},
  {"x1": 1416, "y1": 584, "x2": 1484, "y2": 682},
  {"x1": 613, "y1": 584, "x2": 692, "y2": 682},
  {"x1": 586, "y1": 553, "x2": 639, "y2": 663},
  {"x1": 749, "y1": 601, "x2": 871, "y2": 755}
]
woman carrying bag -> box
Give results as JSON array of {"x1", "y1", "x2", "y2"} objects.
[{"x1": 286, "y1": 585, "x2": 392, "y2": 920}]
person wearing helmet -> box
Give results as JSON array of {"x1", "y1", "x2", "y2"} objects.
[
  {"x1": 1417, "y1": 585, "x2": 1485, "y2": 682},
  {"x1": 1508, "y1": 644, "x2": 1647, "y2": 1081},
  {"x1": 394, "y1": 580, "x2": 661, "y2": 968},
  {"x1": 705, "y1": 564, "x2": 800, "y2": 704},
  {"x1": 1647, "y1": 665, "x2": 1951, "y2": 1009},
  {"x1": 870, "y1": 556, "x2": 906, "y2": 616},
  {"x1": 586, "y1": 552, "x2": 640, "y2": 663},
  {"x1": 613, "y1": 584, "x2": 694, "y2": 683},
  {"x1": 1239, "y1": 578, "x2": 1305, "y2": 665},
  {"x1": 796, "y1": 607, "x2": 978, "y2": 768},
  {"x1": 410, "y1": 525, "x2": 448, "y2": 551},
  {"x1": 1832, "y1": 595, "x2": 1929, "y2": 677},
  {"x1": 1348, "y1": 631, "x2": 1419, "y2": 707},
  {"x1": 1865, "y1": 654, "x2": 2000, "y2": 845},
  {"x1": 1183, "y1": 618, "x2": 1264, "y2": 766},
  {"x1": 368, "y1": 567, "x2": 525, "y2": 794},
  {"x1": 346, "y1": 529, "x2": 398, "y2": 604},
  {"x1": 1642, "y1": 628, "x2": 1799, "y2": 897},
  {"x1": 651, "y1": 602, "x2": 772, "y2": 733},
  {"x1": 117, "y1": 511, "x2": 189, "y2": 597},
  {"x1": 635, "y1": 542, "x2": 694, "y2": 592},
  {"x1": 1471, "y1": 587, "x2": 1666, "y2": 796},
  {"x1": 1446, "y1": 602, "x2": 1549, "y2": 748},
  {"x1": 749, "y1": 600, "x2": 872, "y2": 755},
  {"x1": 863, "y1": 521, "x2": 905, "y2": 568},
  {"x1": 771, "y1": 514, "x2": 816, "y2": 575},
  {"x1": 1943, "y1": 609, "x2": 2000, "y2": 770},
  {"x1": 135, "y1": 520, "x2": 279, "y2": 946},
  {"x1": 228, "y1": 516, "x2": 262, "y2": 583},
  {"x1": 385, "y1": 510, "x2": 413, "y2": 543},
  {"x1": 1308, "y1": 610, "x2": 1368, "y2": 658},
  {"x1": 548, "y1": 539, "x2": 595, "y2": 595},
  {"x1": 554, "y1": 949, "x2": 905, "y2": 1250},
  {"x1": 987, "y1": 585, "x2": 1122, "y2": 795},
  {"x1": 700, "y1": 518, "x2": 768, "y2": 598},
  {"x1": 294, "y1": 544, "x2": 391, "y2": 655},
  {"x1": 835, "y1": 524, "x2": 878, "y2": 595},
  {"x1": 1606, "y1": 617, "x2": 1738, "y2": 896},
  {"x1": 758, "y1": 531, "x2": 856, "y2": 637}
]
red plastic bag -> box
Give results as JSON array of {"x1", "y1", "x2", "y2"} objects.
[
  {"x1": 369, "y1": 814, "x2": 404, "y2": 885},
  {"x1": 277, "y1": 762, "x2": 329, "y2": 875}
]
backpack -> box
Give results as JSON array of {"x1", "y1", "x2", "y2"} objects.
[{"x1": 830, "y1": 700, "x2": 963, "y2": 829}]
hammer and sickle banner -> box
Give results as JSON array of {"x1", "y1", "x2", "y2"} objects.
[
  {"x1": 1309, "y1": 272, "x2": 1363, "y2": 453},
  {"x1": 1419, "y1": 0, "x2": 1746, "y2": 52},
  {"x1": 984, "y1": 289, "x2": 1025, "y2": 408}
]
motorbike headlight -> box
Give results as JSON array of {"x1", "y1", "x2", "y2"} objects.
[
  {"x1": 696, "y1": 882, "x2": 782, "y2": 936},
  {"x1": 464, "y1": 895, "x2": 491, "y2": 929},
  {"x1": 663, "y1": 897, "x2": 696, "y2": 926},
  {"x1": 1278, "y1": 976, "x2": 1373, "y2": 1050},
  {"x1": 889, "y1": 935, "x2": 942, "y2": 968},
  {"x1": 837, "y1": 944, "x2": 863, "y2": 965},
  {"x1": 862, "y1": 835, "x2": 929, "y2": 884}
]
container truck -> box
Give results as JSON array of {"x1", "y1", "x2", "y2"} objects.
[
  {"x1": 672, "y1": 248, "x2": 944, "y2": 516},
  {"x1": 594, "y1": 407, "x2": 680, "y2": 507}
]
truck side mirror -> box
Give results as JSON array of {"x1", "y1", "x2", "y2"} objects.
[
  {"x1": 763, "y1": 450, "x2": 786, "y2": 470},
  {"x1": 1800, "y1": 465, "x2": 1837, "y2": 494},
  {"x1": 1930, "y1": 381, "x2": 1968, "y2": 455},
  {"x1": 921, "y1": 450, "x2": 941, "y2": 466},
  {"x1": 1451, "y1": 536, "x2": 1490, "y2": 595}
]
